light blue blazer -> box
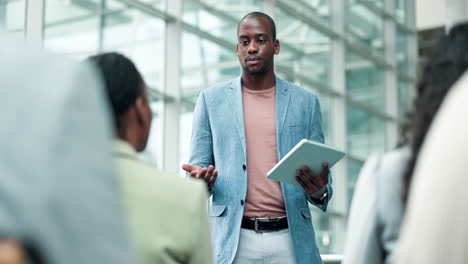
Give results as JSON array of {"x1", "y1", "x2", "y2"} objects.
[{"x1": 188, "y1": 76, "x2": 332, "y2": 264}]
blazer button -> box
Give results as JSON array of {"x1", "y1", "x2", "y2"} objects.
[
  {"x1": 242, "y1": 164, "x2": 246, "y2": 171},
  {"x1": 240, "y1": 200, "x2": 245, "y2": 206}
]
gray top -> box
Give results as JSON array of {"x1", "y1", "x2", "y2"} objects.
[
  {"x1": 343, "y1": 147, "x2": 411, "y2": 264},
  {"x1": 0, "y1": 31, "x2": 134, "y2": 264}
]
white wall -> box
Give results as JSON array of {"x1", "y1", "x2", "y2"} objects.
[
  {"x1": 416, "y1": 0, "x2": 446, "y2": 30},
  {"x1": 417, "y1": 0, "x2": 468, "y2": 30}
]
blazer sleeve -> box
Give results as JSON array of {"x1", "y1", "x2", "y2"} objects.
[
  {"x1": 343, "y1": 155, "x2": 384, "y2": 264},
  {"x1": 188, "y1": 90, "x2": 214, "y2": 170},
  {"x1": 306, "y1": 96, "x2": 333, "y2": 211},
  {"x1": 188, "y1": 183, "x2": 213, "y2": 264}
]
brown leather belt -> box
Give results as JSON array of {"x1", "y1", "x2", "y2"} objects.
[{"x1": 241, "y1": 217, "x2": 288, "y2": 233}]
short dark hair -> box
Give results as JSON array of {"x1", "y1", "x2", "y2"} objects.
[
  {"x1": 87, "y1": 52, "x2": 145, "y2": 131},
  {"x1": 238, "y1": 11, "x2": 276, "y2": 40},
  {"x1": 402, "y1": 22, "x2": 468, "y2": 205}
]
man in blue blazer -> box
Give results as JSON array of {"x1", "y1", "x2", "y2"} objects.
[{"x1": 182, "y1": 12, "x2": 332, "y2": 264}]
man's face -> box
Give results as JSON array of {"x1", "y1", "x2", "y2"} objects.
[{"x1": 237, "y1": 17, "x2": 280, "y2": 75}]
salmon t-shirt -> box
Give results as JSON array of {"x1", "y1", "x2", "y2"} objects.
[{"x1": 242, "y1": 85, "x2": 286, "y2": 218}]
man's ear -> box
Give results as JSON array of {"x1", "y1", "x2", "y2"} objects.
[
  {"x1": 274, "y1": 39, "x2": 280, "y2": 55},
  {"x1": 236, "y1": 43, "x2": 240, "y2": 56}
]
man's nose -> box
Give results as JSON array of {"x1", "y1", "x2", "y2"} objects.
[{"x1": 248, "y1": 42, "x2": 258, "y2": 54}]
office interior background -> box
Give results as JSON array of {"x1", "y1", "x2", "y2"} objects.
[{"x1": 0, "y1": 0, "x2": 421, "y2": 257}]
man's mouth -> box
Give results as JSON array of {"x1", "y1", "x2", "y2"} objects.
[{"x1": 246, "y1": 57, "x2": 262, "y2": 65}]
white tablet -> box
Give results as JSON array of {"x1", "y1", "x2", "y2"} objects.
[{"x1": 267, "y1": 139, "x2": 345, "y2": 186}]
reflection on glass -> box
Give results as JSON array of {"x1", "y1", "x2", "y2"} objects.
[
  {"x1": 346, "y1": 0, "x2": 384, "y2": 56},
  {"x1": 347, "y1": 104, "x2": 386, "y2": 159},
  {"x1": 0, "y1": 0, "x2": 26, "y2": 34},
  {"x1": 346, "y1": 52, "x2": 385, "y2": 110},
  {"x1": 276, "y1": 7, "x2": 331, "y2": 86}
]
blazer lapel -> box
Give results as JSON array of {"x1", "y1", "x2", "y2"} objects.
[
  {"x1": 224, "y1": 77, "x2": 247, "y2": 159},
  {"x1": 275, "y1": 76, "x2": 291, "y2": 158}
]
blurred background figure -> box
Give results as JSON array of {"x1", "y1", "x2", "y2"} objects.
[
  {"x1": 395, "y1": 70, "x2": 468, "y2": 264},
  {"x1": 0, "y1": 31, "x2": 134, "y2": 263},
  {"x1": 343, "y1": 22, "x2": 468, "y2": 264},
  {"x1": 88, "y1": 52, "x2": 213, "y2": 264}
]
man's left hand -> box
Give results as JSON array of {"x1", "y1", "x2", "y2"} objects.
[{"x1": 295, "y1": 163, "x2": 329, "y2": 199}]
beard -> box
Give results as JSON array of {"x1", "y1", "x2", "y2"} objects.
[{"x1": 242, "y1": 63, "x2": 268, "y2": 75}]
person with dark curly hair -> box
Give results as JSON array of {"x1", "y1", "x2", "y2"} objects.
[
  {"x1": 343, "y1": 22, "x2": 468, "y2": 264},
  {"x1": 394, "y1": 49, "x2": 468, "y2": 264}
]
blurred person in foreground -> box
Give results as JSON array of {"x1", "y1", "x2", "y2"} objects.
[
  {"x1": 343, "y1": 22, "x2": 468, "y2": 264},
  {"x1": 88, "y1": 52, "x2": 213, "y2": 264},
  {"x1": 0, "y1": 30, "x2": 135, "y2": 263},
  {"x1": 394, "y1": 62, "x2": 468, "y2": 264}
]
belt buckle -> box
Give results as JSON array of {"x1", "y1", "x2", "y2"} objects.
[{"x1": 254, "y1": 218, "x2": 262, "y2": 233}]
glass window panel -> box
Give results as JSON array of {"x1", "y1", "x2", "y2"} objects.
[
  {"x1": 346, "y1": 0, "x2": 384, "y2": 56},
  {"x1": 396, "y1": 29, "x2": 409, "y2": 75},
  {"x1": 276, "y1": 0, "x2": 330, "y2": 24},
  {"x1": 0, "y1": 0, "x2": 25, "y2": 34},
  {"x1": 297, "y1": 0, "x2": 330, "y2": 21},
  {"x1": 44, "y1": 16, "x2": 99, "y2": 59},
  {"x1": 311, "y1": 206, "x2": 346, "y2": 254},
  {"x1": 398, "y1": 79, "x2": 414, "y2": 121},
  {"x1": 346, "y1": 52, "x2": 385, "y2": 110},
  {"x1": 45, "y1": 0, "x2": 99, "y2": 24},
  {"x1": 395, "y1": 0, "x2": 407, "y2": 25},
  {"x1": 181, "y1": 30, "x2": 238, "y2": 94},
  {"x1": 347, "y1": 159, "x2": 364, "y2": 208},
  {"x1": 276, "y1": 7, "x2": 331, "y2": 86},
  {"x1": 44, "y1": 0, "x2": 101, "y2": 58},
  {"x1": 136, "y1": 0, "x2": 165, "y2": 10},
  {"x1": 180, "y1": 30, "x2": 239, "y2": 169},
  {"x1": 347, "y1": 104, "x2": 386, "y2": 159},
  {"x1": 182, "y1": 0, "x2": 261, "y2": 45},
  {"x1": 102, "y1": 9, "x2": 165, "y2": 91},
  {"x1": 368, "y1": 0, "x2": 384, "y2": 9}
]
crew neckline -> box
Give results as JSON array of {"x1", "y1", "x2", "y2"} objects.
[{"x1": 242, "y1": 85, "x2": 275, "y2": 94}]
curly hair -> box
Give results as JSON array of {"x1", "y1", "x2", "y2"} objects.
[{"x1": 402, "y1": 22, "x2": 468, "y2": 205}]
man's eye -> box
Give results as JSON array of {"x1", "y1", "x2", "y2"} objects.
[
  {"x1": 258, "y1": 39, "x2": 265, "y2": 44},
  {"x1": 242, "y1": 40, "x2": 249, "y2": 45}
]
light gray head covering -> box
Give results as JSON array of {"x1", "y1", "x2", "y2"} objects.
[{"x1": 0, "y1": 31, "x2": 134, "y2": 264}]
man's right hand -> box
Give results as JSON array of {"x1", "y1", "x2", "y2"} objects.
[{"x1": 181, "y1": 164, "x2": 218, "y2": 189}]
